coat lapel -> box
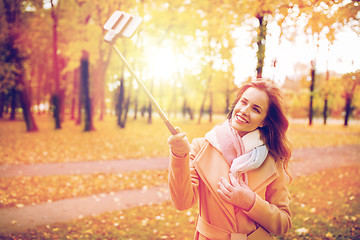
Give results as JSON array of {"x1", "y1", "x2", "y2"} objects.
[
  {"x1": 247, "y1": 154, "x2": 279, "y2": 193},
  {"x1": 193, "y1": 141, "x2": 280, "y2": 226},
  {"x1": 192, "y1": 141, "x2": 238, "y2": 225}
]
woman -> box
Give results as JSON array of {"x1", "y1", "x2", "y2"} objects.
[{"x1": 167, "y1": 80, "x2": 292, "y2": 240}]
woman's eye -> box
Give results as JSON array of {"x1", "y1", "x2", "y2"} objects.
[{"x1": 253, "y1": 108, "x2": 260, "y2": 113}]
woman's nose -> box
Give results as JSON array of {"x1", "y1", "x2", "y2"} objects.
[{"x1": 240, "y1": 105, "x2": 250, "y2": 115}]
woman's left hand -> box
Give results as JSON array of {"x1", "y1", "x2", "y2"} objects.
[{"x1": 217, "y1": 173, "x2": 256, "y2": 212}]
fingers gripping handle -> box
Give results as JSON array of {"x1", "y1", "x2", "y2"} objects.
[{"x1": 167, "y1": 127, "x2": 191, "y2": 157}]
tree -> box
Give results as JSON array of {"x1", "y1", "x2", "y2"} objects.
[
  {"x1": 188, "y1": 0, "x2": 236, "y2": 123},
  {"x1": 309, "y1": 61, "x2": 315, "y2": 125},
  {"x1": 80, "y1": 51, "x2": 94, "y2": 131},
  {"x1": 50, "y1": 0, "x2": 61, "y2": 129},
  {"x1": 335, "y1": 0, "x2": 360, "y2": 35},
  {"x1": 304, "y1": 5, "x2": 338, "y2": 125},
  {"x1": 50, "y1": 1, "x2": 61, "y2": 121},
  {"x1": 323, "y1": 68, "x2": 330, "y2": 125},
  {"x1": 68, "y1": 0, "x2": 102, "y2": 131},
  {"x1": 342, "y1": 71, "x2": 360, "y2": 126},
  {"x1": 232, "y1": 0, "x2": 290, "y2": 79},
  {"x1": 303, "y1": 0, "x2": 359, "y2": 125},
  {"x1": 1, "y1": 0, "x2": 38, "y2": 131}
]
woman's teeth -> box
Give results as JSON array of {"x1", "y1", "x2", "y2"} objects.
[{"x1": 235, "y1": 113, "x2": 248, "y2": 123}]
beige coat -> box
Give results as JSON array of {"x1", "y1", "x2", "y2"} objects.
[{"x1": 168, "y1": 138, "x2": 291, "y2": 240}]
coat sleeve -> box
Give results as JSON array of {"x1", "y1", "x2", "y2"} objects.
[
  {"x1": 244, "y1": 160, "x2": 292, "y2": 235},
  {"x1": 168, "y1": 138, "x2": 204, "y2": 211}
]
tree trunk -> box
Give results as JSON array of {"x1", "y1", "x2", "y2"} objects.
[
  {"x1": 36, "y1": 63, "x2": 43, "y2": 115},
  {"x1": 18, "y1": 61, "x2": 38, "y2": 131},
  {"x1": 182, "y1": 99, "x2": 187, "y2": 118},
  {"x1": 10, "y1": 87, "x2": 16, "y2": 120},
  {"x1": 225, "y1": 77, "x2": 230, "y2": 115},
  {"x1": 117, "y1": 76, "x2": 125, "y2": 127},
  {"x1": 209, "y1": 87, "x2": 213, "y2": 123},
  {"x1": 99, "y1": 85, "x2": 105, "y2": 121},
  {"x1": 0, "y1": 92, "x2": 4, "y2": 118},
  {"x1": 182, "y1": 98, "x2": 194, "y2": 120},
  {"x1": 256, "y1": 13, "x2": 267, "y2": 79},
  {"x1": 169, "y1": 79, "x2": 177, "y2": 118},
  {"x1": 148, "y1": 78, "x2": 154, "y2": 124},
  {"x1": 71, "y1": 69, "x2": 79, "y2": 120},
  {"x1": 51, "y1": 94, "x2": 61, "y2": 129},
  {"x1": 19, "y1": 86, "x2": 38, "y2": 131},
  {"x1": 122, "y1": 75, "x2": 133, "y2": 128},
  {"x1": 141, "y1": 104, "x2": 146, "y2": 117},
  {"x1": 51, "y1": 0, "x2": 61, "y2": 129},
  {"x1": 344, "y1": 94, "x2": 352, "y2": 127},
  {"x1": 70, "y1": 97, "x2": 75, "y2": 120},
  {"x1": 91, "y1": 67, "x2": 99, "y2": 122},
  {"x1": 323, "y1": 97, "x2": 328, "y2": 125},
  {"x1": 134, "y1": 88, "x2": 139, "y2": 120},
  {"x1": 148, "y1": 100, "x2": 152, "y2": 124},
  {"x1": 309, "y1": 61, "x2": 315, "y2": 126},
  {"x1": 198, "y1": 75, "x2": 211, "y2": 124},
  {"x1": 81, "y1": 51, "x2": 94, "y2": 131},
  {"x1": 76, "y1": 67, "x2": 82, "y2": 125},
  {"x1": 198, "y1": 90, "x2": 207, "y2": 124},
  {"x1": 323, "y1": 70, "x2": 329, "y2": 125}
]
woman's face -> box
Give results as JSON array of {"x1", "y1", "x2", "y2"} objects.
[{"x1": 231, "y1": 87, "x2": 269, "y2": 137}]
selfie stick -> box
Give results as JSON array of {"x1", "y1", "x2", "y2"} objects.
[{"x1": 104, "y1": 11, "x2": 177, "y2": 135}]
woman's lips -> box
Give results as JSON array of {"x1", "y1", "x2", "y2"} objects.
[{"x1": 235, "y1": 113, "x2": 248, "y2": 123}]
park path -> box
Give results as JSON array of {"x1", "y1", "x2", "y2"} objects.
[{"x1": 0, "y1": 145, "x2": 359, "y2": 234}]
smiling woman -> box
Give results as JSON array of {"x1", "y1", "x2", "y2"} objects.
[{"x1": 167, "y1": 79, "x2": 293, "y2": 240}]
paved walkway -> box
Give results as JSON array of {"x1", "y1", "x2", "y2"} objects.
[
  {"x1": 0, "y1": 157, "x2": 169, "y2": 177},
  {"x1": 0, "y1": 145, "x2": 359, "y2": 234}
]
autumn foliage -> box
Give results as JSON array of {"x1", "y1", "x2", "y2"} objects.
[{"x1": 0, "y1": 0, "x2": 360, "y2": 238}]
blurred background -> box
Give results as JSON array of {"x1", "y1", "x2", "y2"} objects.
[
  {"x1": 0, "y1": 0, "x2": 359, "y2": 131},
  {"x1": 1, "y1": 1, "x2": 360, "y2": 239}
]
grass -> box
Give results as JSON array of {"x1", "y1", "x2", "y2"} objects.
[
  {"x1": 0, "y1": 170, "x2": 168, "y2": 208},
  {"x1": 1, "y1": 165, "x2": 359, "y2": 240},
  {"x1": 0, "y1": 115, "x2": 218, "y2": 164},
  {"x1": 1, "y1": 114, "x2": 360, "y2": 164},
  {"x1": 277, "y1": 166, "x2": 360, "y2": 240}
]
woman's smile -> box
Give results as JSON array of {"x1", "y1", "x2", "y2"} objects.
[{"x1": 234, "y1": 112, "x2": 249, "y2": 124}]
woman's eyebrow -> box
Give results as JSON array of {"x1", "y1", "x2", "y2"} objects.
[
  {"x1": 254, "y1": 104, "x2": 262, "y2": 111},
  {"x1": 242, "y1": 97, "x2": 263, "y2": 111},
  {"x1": 251, "y1": 101, "x2": 263, "y2": 111}
]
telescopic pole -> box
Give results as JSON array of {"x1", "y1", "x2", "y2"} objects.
[{"x1": 112, "y1": 45, "x2": 178, "y2": 135}]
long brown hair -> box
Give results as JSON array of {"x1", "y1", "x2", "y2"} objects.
[{"x1": 227, "y1": 80, "x2": 292, "y2": 178}]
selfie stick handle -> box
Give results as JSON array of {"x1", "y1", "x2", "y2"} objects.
[{"x1": 112, "y1": 45, "x2": 178, "y2": 135}]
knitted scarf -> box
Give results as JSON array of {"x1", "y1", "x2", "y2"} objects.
[{"x1": 205, "y1": 120, "x2": 268, "y2": 183}]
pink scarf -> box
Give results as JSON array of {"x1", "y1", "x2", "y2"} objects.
[{"x1": 205, "y1": 120, "x2": 268, "y2": 183}]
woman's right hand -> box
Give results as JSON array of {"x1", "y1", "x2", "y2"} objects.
[{"x1": 167, "y1": 128, "x2": 191, "y2": 158}]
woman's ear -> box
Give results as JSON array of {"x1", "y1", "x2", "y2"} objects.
[{"x1": 259, "y1": 120, "x2": 267, "y2": 128}]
